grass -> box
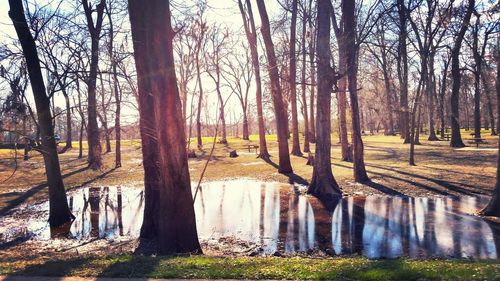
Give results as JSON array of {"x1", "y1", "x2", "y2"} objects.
[{"x1": 1, "y1": 255, "x2": 499, "y2": 280}]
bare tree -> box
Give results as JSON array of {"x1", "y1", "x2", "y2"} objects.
[
  {"x1": 238, "y1": 0, "x2": 270, "y2": 159},
  {"x1": 8, "y1": 0, "x2": 74, "y2": 227},
  {"x1": 308, "y1": 0, "x2": 341, "y2": 199},
  {"x1": 256, "y1": 0, "x2": 293, "y2": 174},
  {"x1": 128, "y1": 0, "x2": 201, "y2": 253},
  {"x1": 82, "y1": 0, "x2": 105, "y2": 169}
]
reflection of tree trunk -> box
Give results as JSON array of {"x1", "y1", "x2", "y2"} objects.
[
  {"x1": 8, "y1": 0, "x2": 74, "y2": 228},
  {"x1": 341, "y1": 199, "x2": 351, "y2": 254},
  {"x1": 117, "y1": 186, "x2": 123, "y2": 236},
  {"x1": 256, "y1": 0, "x2": 293, "y2": 174},
  {"x1": 89, "y1": 187, "x2": 101, "y2": 238},
  {"x1": 352, "y1": 197, "x2": 365, "y2": 254}
]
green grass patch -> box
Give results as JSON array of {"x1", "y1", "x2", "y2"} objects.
[{"x1": 1, "y1": 255, "x2": 499, "y2": 280}]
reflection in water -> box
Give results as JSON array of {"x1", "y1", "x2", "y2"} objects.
[{"x1": 13, "y1": 180, "x2": 500, "y2": 259}]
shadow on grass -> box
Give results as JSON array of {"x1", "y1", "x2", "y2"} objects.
[{"x1": 262, "y1": 157, "x2": 309, "y2": 186}]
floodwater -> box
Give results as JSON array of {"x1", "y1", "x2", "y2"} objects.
[{"x1": 1, "y1": 179, "x2": 499, "y2": 259}]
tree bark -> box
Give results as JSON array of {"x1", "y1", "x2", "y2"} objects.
[
  {"x1": 82, "y1": 0, "x2": 105, "y2": 169},
  {"x1": 129, "y1": 0, "x2": 202, "y2": 253},
  {"x1": 397, "y1": 0, "x2": 410, "y2": 143},
  {"x1": 331, "y1": 5, "x2": 352, "y2": 162},
  {"x1": 61, "y1": 87, "x2": 72, "y2": 151},
  {"x1": 481, "y1": 42, "x2": 500, "y2": 217},
  {"x1": 308, "y1": 0, "x2": 341, "y2": 199},
  {"x1": 8, "y1": 0, "x2": 74, "y2": 227},
  {"x1": 300, "y1": 5, "x2": 310, "y2": 153},
  {"x1": 343, "y1": 0, "x2": 369, "y2": 182},
  {"x1": 238, "y1": 0, "x2": 270, "y2": 159},
  {"x1": 256, "y1": 0, "x2": 293, "y2": 173},
  {"x1": 308, "y1": 0, "x2": 316, "y2": 143},
  {"x1": 289, "y1": 0, "x2": 302, "y2": 156},
  {"x1": 450, "y1": 0, "x2": 474, "y2": 148}
]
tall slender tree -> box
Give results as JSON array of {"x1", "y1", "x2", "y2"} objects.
[
  {"x1": 8, "y1": 0, "x2": 74, "y2": 227},
  {"x1": 289, "y1": 0, "x2": 302, "y2": 156},
  {"x1": 450, "y1": 0, "x2": 474, "y2": 148},
  {"x1": 82, "y1": 0, "x2": 105, "y2": 169},
  {"x1": 256, "y1": 0, "x2": 293, "y2": 173},
  {"x1": 238, "y1": 0, "x2": 270, "y2": 159}
]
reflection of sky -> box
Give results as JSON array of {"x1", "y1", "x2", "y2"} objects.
[{"x1": 5, "y1": 181, "x2": 498, "y2": 259}]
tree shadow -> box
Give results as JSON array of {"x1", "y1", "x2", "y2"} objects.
[
  {"x1": 0, "y1": 167, "x2": 116, "y2": 216},
  {"x1": 262, "y1": 157, "x2": 309, "y2": 186},
  {"x1": 363, "y1": 180, "x2": 408, "y2": 197}
]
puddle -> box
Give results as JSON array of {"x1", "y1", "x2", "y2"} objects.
[{"x1": 1, "y1": 180, "x2": 498, "y2": 259}]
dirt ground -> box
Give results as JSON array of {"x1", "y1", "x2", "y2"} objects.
[{"x1": 0, "y1": 132, "x2": 497, "y2": 213}]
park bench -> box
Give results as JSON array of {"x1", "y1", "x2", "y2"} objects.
[
  {"x1": 467, "y1": 138, "x2": 488, "y2": 148},
  {"x1": 244, "y1": 144, "x2": 259, "y2": 154},
  {"x1": 443, "y1": 133, "x2": 451, "y2": 141}
]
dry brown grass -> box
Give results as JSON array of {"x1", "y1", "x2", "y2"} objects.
[{"x1": 0, "y1": 130, "x2": 497, "y2": 212}]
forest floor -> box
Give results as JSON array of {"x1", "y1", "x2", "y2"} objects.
[
  {"x1": 0, "y1": 129, "x2": 498, "y2": 212},
  {"x1": 0, "y1": 130, "x2": 499, "y2": 280}
]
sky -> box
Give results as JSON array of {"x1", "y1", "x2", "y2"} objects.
[{"x1": 0, "y1": 0, "x2": 282, "y2": 129}]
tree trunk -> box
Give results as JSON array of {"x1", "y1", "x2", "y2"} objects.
[
  {"x1": 450, "y1": 0, "x2": 474, "y2": 148},
  {"x1": 238, "y1": 0, "x2": 270, "y2": 159},
  {"x1": 481, "y1": 43, "x2": 500, "y2": 217},
  {"x1": 9, "y1": 0, "x2": 74, "y2": 227},
  {"x1": 483, "y1": 74, "x2": 497, "y2": 135},
  {"x1": 427, "y1": 55, "x2": 439, "y2": 141},
  {"x1": 129, "y1": 0, "x2": 202, "y2": 253},
  {"x1": 397, "y1": 0, "x2": 410, "y2": 143},
  {"x1": 82, "y1": 0, "x2": 105, "y2": 169},
  {"x1": 343, "y1": 0, "x2": 369, "y2": 182},
  {"x1": 256, "y1": 0, "x2": 293, "y2": 174},
  {"x1": 289, "y1": 0, "x2": 302, "y2": 156},
  {"x1": 438, "y1": 56, "x2": 450, "y2": 139},
  {"x1": 308, "y1": 0, "x2": 341, "y2": 199},
  {"x1": 195, "y1": 56, "x2": 204, "y2": 149},
  {"x1": 472, "y1": 18, "x2": 482, "y2": 139},
  {"x1": 216, "y1": 84, "x2": 227, "y2": 144},
  {"x1": 107, "y1": 4, "x2": 121, "y2": 168},
  {"x1": 300, "y1": 5, "x2": 310, "y2": 153},
  {"x1": 62, "y1": 88, "x2": 72, "y2": 151},
  {"x1": 242, "y1": 110, "x2": 249, "y2": 140},
  {"x1": 308, "y1": 0, "x2": 316, "y2": 143},
  {"x1": 99, "y1": 73, "x2": 112, "y2": 153}
]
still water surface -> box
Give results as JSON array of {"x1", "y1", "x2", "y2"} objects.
[{"x1": 3, "y1": 180, "x2": 499, "y2": 259}]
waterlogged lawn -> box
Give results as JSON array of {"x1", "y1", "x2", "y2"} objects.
[{"x1": 1, "y1": 255, "x2": 500, "y2": 280}]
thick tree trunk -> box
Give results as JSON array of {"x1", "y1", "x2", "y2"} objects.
[
  {"x1": 343, "y1": 0, "x2": 369, "y2": 182},
  {"x1": 129, "y1": 0, "x2": 202, "y2": 253},
  {"x1": 256, "y1": 0, "x2": 293, "y2": 173},
  {"x1": 9, "y1": 0, "x2": 74, "y2": 227},
  {"x1": 289, "y1": 0, "x2": 302, "y2": 156},
  {"x1": 242, "y1": 111, "x2": 249, "y2": 140},
  {"x1": 239, "y1": 0, "x2": 270, "y2": 159},
  {"x1": 308, "y1": 0, "x2": 341, "y2": 199},
  {"x1": 450, "y1": 0, "x2": 474, "y2": 147},
  {"x1": 82, "y1": 0, "x2": 105, "y2": 169}
]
